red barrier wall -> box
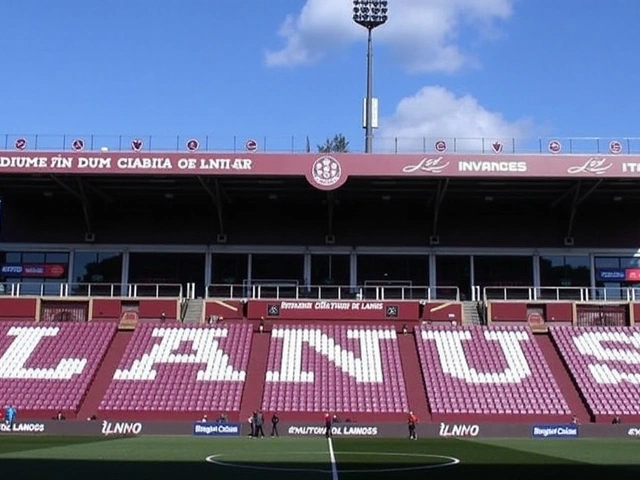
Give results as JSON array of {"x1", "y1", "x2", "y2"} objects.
[
  {"x1": 489, "y1": 302, "x2": 527, "y2": 322},
  {"x1": 91, "y1": 299, "x2": 121, "y2": 321},
  {"x1": 204, "y1": 300, "x2": 243, "y2": 320},
  {"x1": 421, "y1": 302, "x2": 462, "y2": 323},
  {"x1": 0, "y1": 298, "x2": 38, "y2": 319},
  {"x1": 90, "y1": 298, "x2": 179, "y2": 322},
  {"x1": 138, "y1": 299, "x2": 178, "y2": 320},
  {"x1": 632, "y1": 304, "x2": 640, "y2": 324},
  {"x1": 546, "y1": 303, "x2": 574, "y2": 322},
  {"x1": 247, "y1": 300, "x2": 419, "y2": 321}
]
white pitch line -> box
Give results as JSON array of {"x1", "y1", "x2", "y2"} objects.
[{"x1": 327, "y1": 437, "x2": 339, "y2": 480}]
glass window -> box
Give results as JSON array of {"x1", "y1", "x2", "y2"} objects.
[
  {"x1": 22, "y1": 252, "x2": 46, "y2": 263},
  {"x1": 540, "y1": 256, "x2": 590, "y2": 287},
  {"x1": 5, "y1": 252, "x2": 21, "y2": 263},
  {"x1": 129, "y1": 253, "x2": 204, "y2": 285},
  {"x1": 474, "y1": 256, "x2": 533, "y2": 287},
  {"x1": 310, "y1": 255, "x2": 350, "y2": 286},
  {"x1": 73, "y1": 251, "x2": 123, "y2": 284},
  {"x1": 211, "y1": 253, "x2": 248, "y2": 285},
  {"x1": 357, "y1": 255, "x2": 429, "y2": 286},
  {"x1": 46, "y1": 252, "x2": 69, "y2": 263},
  {"x1": 621, "y1": 257, "x2": 640, "y2": 268},
  {"x1": 595, "y1": 257, "x2": 620, "y2": 269},
  {"x1": 251, "y1": 254, "x2": 304, "y2": 284},
  {"x1": 436, "y1": 255, "x2": 471, "y2": 300}
]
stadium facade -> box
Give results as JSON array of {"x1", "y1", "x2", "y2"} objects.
[{"x1": 0, "y1": 135, "x2": 639, "y2": 426}]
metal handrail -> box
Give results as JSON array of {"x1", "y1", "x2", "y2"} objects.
[
  {"x1": 481, "y1": 285, "x2": 640, "y2": 302},
  {"x1": 1, "y1": 282, "x2": 183, "y2": 298},
  {"x1": 2, "y1": 134, "x2": 640, "y2": 154},
  {"x1": 206, "y1": 284, "x2": 460, "y2": 301}
]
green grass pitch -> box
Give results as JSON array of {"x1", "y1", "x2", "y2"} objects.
[{"x1": 1, "y1": 435, "x2": 639, "y2": 479}]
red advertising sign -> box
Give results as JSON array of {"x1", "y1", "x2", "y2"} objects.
[
  {"x1": 625, "y1": 269, "x2": 640, "y2": 281},
  {"x1": 0, "y1": 151, "x2": 640, "y2": 191},
  {"x1": 247, "y1": 300, "x2": 418, "y2": 321}
]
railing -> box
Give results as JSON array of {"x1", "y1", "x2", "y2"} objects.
[
  {"x1": 0, "y1": 283, "x2": 183, "y2": 298},
  {"x1": 206, "y1": 284, "x2": 460, "y2": 301},
  {"x1": 3, "y1": 134, "x2": 640, "y2": 155},
  {"x1": 482, "y1": 286, "x2": 640, "y2": 302}
]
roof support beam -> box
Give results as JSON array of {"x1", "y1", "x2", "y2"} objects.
[
  {"x1": 197, "y1": 176, "x2": 225, "y2": 235},
  {"x1": 49, "y1": 174, "x2": 81, "y2": 199},
  {"x1": 82, "y1": 181, "x2": 114, "y2": 204},
  {"x1": 550, "y1": 181, "x2": 580, "y2": 208},
  {"x1": 431, "y1": 178, "x2": 449, "y2": 237},
  {"x1": 50, "y1": 175, "x2": 92, "y2": 233},
  {"x1": 566, "y1": 179, "x2": 603, "y2": 238}
]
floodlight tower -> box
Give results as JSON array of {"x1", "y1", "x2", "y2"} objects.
[{"x1": 353, "y1": 0, "x2": 388, "y2": 153}]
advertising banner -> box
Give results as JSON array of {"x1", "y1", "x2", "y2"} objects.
[
  {"x1": 248, "y1": 300, "x2": 417, "y2": 321},
  {"x1": 192, "y1": 422, "x2": 241, "y2": 437},
  {"x1": 1, "y1": 420, "x2": 638, "y2": 438},
  {"x1": 286, "y1": 424, "x2": 380, "y2": 437},
  {"x1": 531, "y1": 425, "x2": 579, "y2": 438},
  {"x1": 1, "y1": 152, "x2": 639, "y2": 191},
  {"x1": 0, "y1": 264, "x2": 67, "y2": 279},
  {"x1": 596, "y1": 268, "x2": 626, "y2": 282}
]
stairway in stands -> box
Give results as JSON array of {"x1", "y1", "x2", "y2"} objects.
[
  {"x1": 397, "y1": 331, "x2": 430, "y2": 421},
  {"x1": 535, "y1": 333, "x2": 591, "y2": 421},
  {"x1": 239, "y1": 328, "x2": 271, "y2": 421},
  {"x1": 462, "y1": 301, "x2": 483, "y2": 325},
  {"x1": 77, "y1": 330, "x2": 133, "y2": 420},
  {"x1": 182, "y1": 298, "x2": 204, "y2": 323}
]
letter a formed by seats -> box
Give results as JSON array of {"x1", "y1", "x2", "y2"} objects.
[{"x1": 113, "y1": 327, "x2": 246, "y2": 381}]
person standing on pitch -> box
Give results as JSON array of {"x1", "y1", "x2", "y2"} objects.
[
  {"x1": 254, "y1": 410, "x2": 265, "y2": 438},
  {"x1": 270, "y1": 412, "x2": 280, "y2": 437},
  {"x1": 408, "y1": 411, "x2": 418, "y2": 440},
  {"x1": 324, "y1": 412, "x2": 332, "y2": 438},
  {"x1": 248, "y1": 413, "x2": 255, "y2": 437},
  {"x1": 6, "y1": 405, "x2": 17, "y2": 431}
]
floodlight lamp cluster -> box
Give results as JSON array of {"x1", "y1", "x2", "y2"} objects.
[{"x1": 353, "y1": 0, "x2": 389, "y2": 29}]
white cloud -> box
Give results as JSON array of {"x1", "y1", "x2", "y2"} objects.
[
  {"x1": 266, "y1": 0, "x2": 513, "y2": 73},
  {"x1": 377, "y1": 85, "x2": 531, "y2": 152}
]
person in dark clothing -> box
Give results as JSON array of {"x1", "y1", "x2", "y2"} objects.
[
  {"x1": 612, "y1": 416, "x2": 622, "y2": 424},
  {"x1": 253, "y1": 410, "x2": 265, "y2": 438},
  {"x1": 324, "y1": 412, "x2": 332, "y2": 438},
  {"x1": 270, "y1": 413, "x2": 280, "y2": 437},
  {"x1": 408, "y1": 411, "x2": 418, "y2": 440},
  {"x1": 248, "y1": 413, "x2": 255, "y2": 437}
]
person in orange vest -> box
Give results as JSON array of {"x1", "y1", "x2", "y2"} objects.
[{"x1": 408, "y1": 411, "x2": 418, "y2": 440}]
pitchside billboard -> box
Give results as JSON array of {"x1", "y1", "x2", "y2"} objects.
[{"x1": 0, "y1": 421, "x2": 636, "y2": 439}]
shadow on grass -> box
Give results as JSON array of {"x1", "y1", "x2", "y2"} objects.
[{"x1": 2, "y1": 459, "x2": 638, "y2": 480}]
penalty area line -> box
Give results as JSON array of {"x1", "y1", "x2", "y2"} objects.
[{"x1": 327, "y1": 437, "x2": 339, "y2": 480}]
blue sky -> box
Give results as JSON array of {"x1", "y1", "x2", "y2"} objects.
[{"x1": 1, "y1": 0, "x2": 638, "y2": 152}]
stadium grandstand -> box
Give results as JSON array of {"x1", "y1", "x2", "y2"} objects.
[{"x1": 1, "y1": 134, "x2": 640, "y2": 426}]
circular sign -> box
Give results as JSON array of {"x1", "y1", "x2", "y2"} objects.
[
  {"x1": 434, "y1": 140, "x2": 447, "y2": 153},
  {"x1": 312, "y1": 156, "x2": 342, "y2": 187},
  {"x1": 131, "y1": 139, "x2": 143, "y2": 152},
  {"x1": 186, "y1": 139, "x2": 200, "y2": 152},
  {"x1": 245, "y1": 139, "x2": 258, "y2": 152},
  {"x1": 609, "y1": 140, "x2": 622, "y2": 154},
  {"x1": 14, "y1": 138, "x2": 27, "y2": 150},
  {"x1": 49, "y1": 265, "x2": 66, "y2": 277},
  {"x1": 548, "y1": 140, "x2": 562, "y2": 154},
  {"x1": 71, "y1": 139, "x2": 85, "y2": 151}
]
